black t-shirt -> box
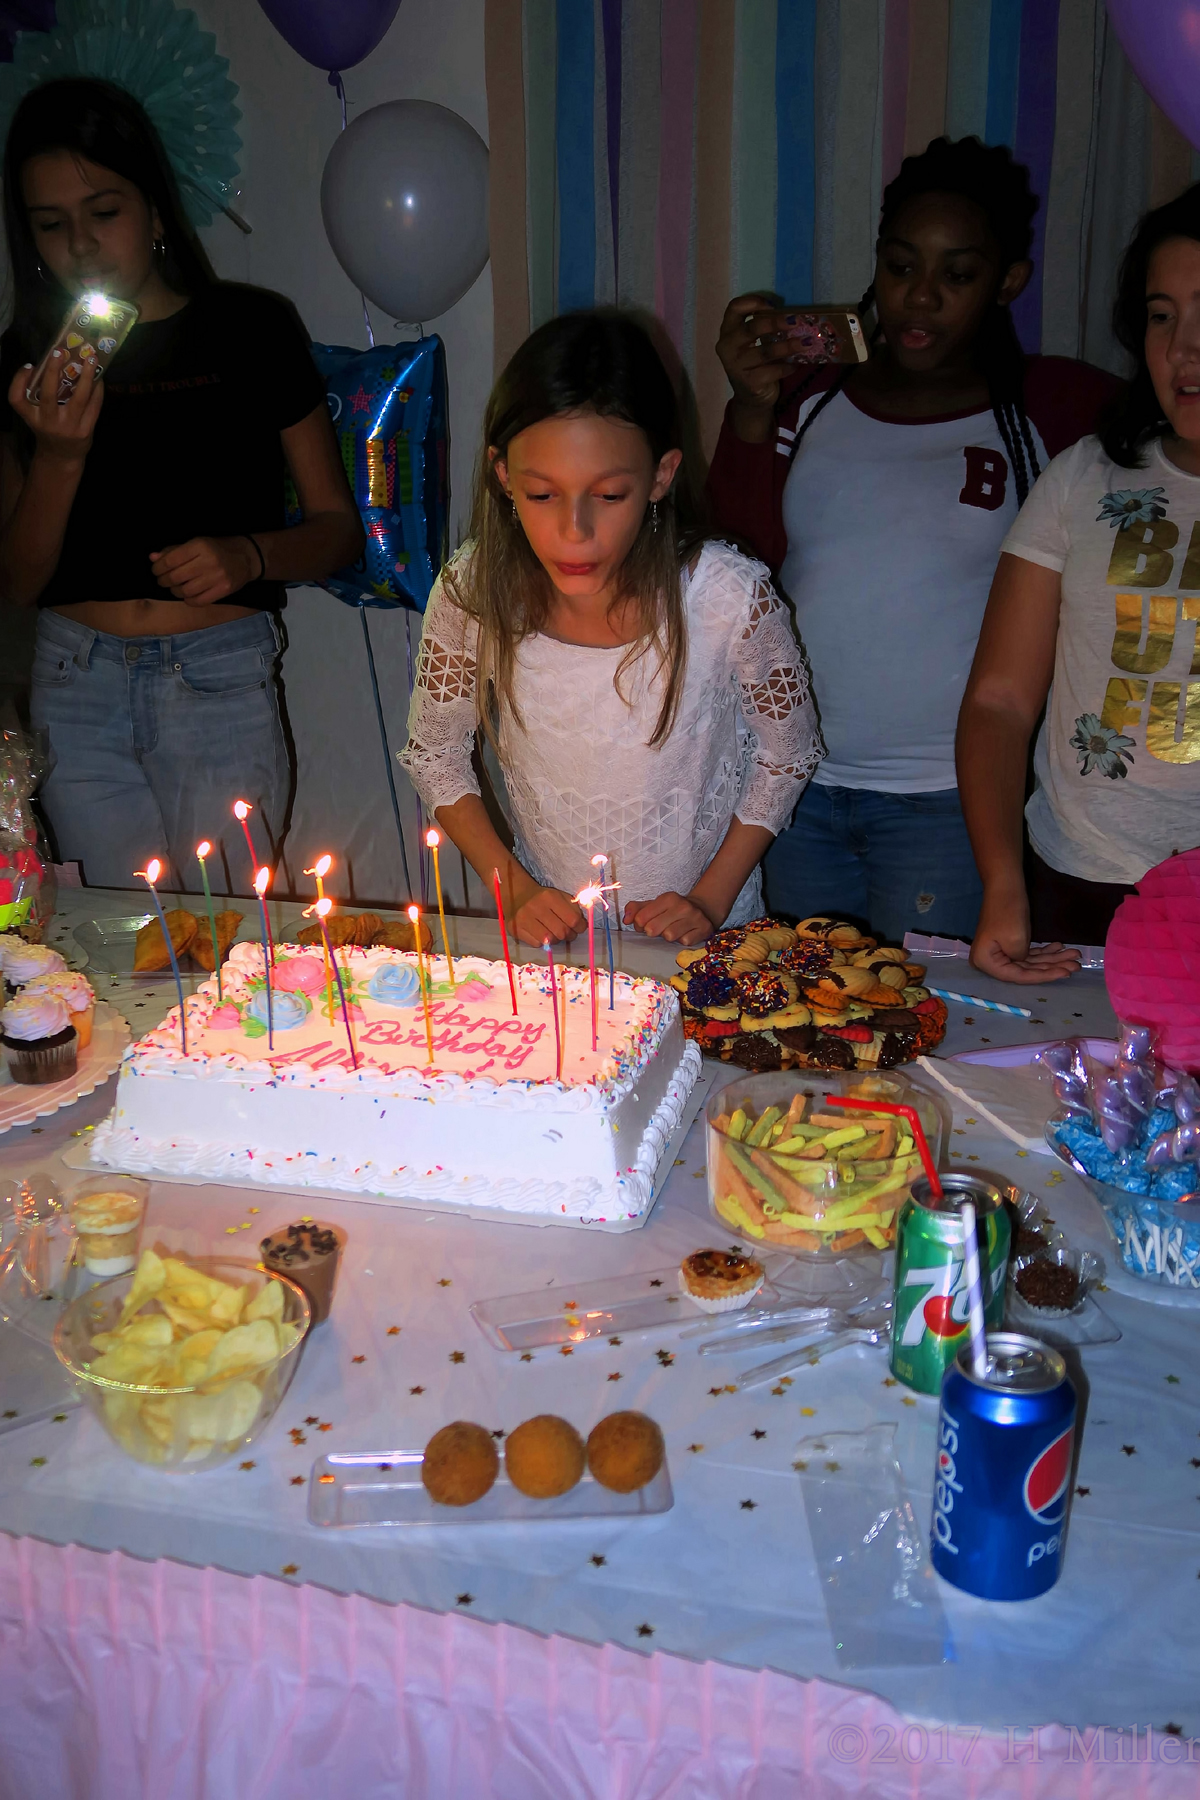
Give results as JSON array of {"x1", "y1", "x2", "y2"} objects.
[{"x1": 0, "y1": 283, "x2": 326, "y2": 609}]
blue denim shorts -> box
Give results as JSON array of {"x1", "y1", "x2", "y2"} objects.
[{"x1": 31, "y1": 609, "x2": 291, "y2": 893}]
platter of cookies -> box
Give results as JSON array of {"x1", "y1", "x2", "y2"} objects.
[{"x1": 672, "y1": 914, "x2": 947, "y2": 1073}]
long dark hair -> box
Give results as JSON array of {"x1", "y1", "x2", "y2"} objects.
[
  {"x1": 1101, "y1": 184, "x2": 1200, "y2": 467},
  {"x1": 787, "y1": 136, "x2": 1042, "y2": 504},
  {"x1": 447, "y1": 310, "x2": 703, "y2": 748},
  {"x1": 2, "y1": 76, "x2": 215, "y2": 365}
]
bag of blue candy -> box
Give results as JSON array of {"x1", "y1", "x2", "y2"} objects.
[
  {"x1": 292, "y1": 336, "x2": 448, "y2": 612},
  {"x1": 1042, "y1": 1026, "x2": 1200, "y2": 1287}
]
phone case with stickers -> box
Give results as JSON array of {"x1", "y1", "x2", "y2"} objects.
[{"x1": 28, "y1": 295, "x2": 139, "y2": 404}]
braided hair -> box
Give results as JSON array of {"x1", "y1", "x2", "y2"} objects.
[{"x1": 786, "y1": 136, "x2": 1041, "y2": 504}]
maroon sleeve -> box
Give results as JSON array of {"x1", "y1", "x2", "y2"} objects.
[
  {"x1": 704, "y1": 365, "x2": 842, "y2": 575},
  {"x1": 1022, "y1": 355, "x2": 1125, "y2": 460}
]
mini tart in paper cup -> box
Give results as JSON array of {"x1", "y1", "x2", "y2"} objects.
[{"x1": 679, "y1": 1249, "x2": 765, "y2": 1313}]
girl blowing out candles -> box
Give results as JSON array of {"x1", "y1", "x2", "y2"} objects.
[{"x1": 400, "y1": 312, "x2": 823, "y2": 947}]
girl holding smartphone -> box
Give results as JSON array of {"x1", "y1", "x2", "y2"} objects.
[{"x1": 0, "y1": 78, "x2": 363, "y2": 889}]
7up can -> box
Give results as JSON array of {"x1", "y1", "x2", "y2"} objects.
[{"x1": 890, "y1": 1174, "x2": 1010, "y2": 1394}]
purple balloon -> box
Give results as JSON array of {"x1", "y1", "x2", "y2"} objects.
[
  {"x1": 256, "y1": 0, "x2": 402, "y2": 72},
  {"x1": 1108, "y1": 0, "x2": 1200, "y2": 149}
]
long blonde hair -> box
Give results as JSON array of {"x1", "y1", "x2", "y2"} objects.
[{"x1": 446, "y1": 311, "x2": 703, "y2": 749}]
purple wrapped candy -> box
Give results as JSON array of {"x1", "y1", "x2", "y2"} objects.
[
  {"x1": 1037, "y1": 1041, "x2": 1092, "y2": 1115},
  {"x1": 1120, "y1": 1062, "x2": 1157, "y2": 1116},
  {"x1": 1172, "y1": 1077, "x2": 1200, "y2": 1124},
  {"x1": 1146, "y1": 1131, "x2": 1176, "y2": 1168},
  {"x1": 1096, "y1": 1076, "x2": 1140, "y2": 1153},
  {"x1": 1173, "y1": 1120, "x2": 1200, "y2": 1162},
  {"x1": 1119, "y1": 1023, "x2": 1157, "y2": 1065}
]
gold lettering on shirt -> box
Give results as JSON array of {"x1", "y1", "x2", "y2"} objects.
[
  {"x1": 1100, "y1": 678, "x2": 1147, "y2": 733},
  {"x1": 1110, "y1": 594, "x2": 1177, "y2": 673},
  {"x1": 1177, "y1": 519, "x2": 1200, "y2": 588},
  {"x1": 1107, "y1": 517, "x2": 1179, "y2": 586},
  {"x1": 1184, "y1": 596, "x2": 1200, "y2": 674},
  {"x1": 1146, "y1": 680, "x2": 1200, "y2": 763}
]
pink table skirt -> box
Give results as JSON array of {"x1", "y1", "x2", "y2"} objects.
[{"x1": 1, "y1": 1534, "x2": 1194, "y2": 1800}]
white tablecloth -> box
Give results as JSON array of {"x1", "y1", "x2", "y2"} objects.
[{"x1": 7, "y1": 895, "x2": 1199, "y2": 1796}]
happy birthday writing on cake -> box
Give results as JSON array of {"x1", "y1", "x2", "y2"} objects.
[{"x1": 262, "y1": 999, "x2": 549, "y2": 1075}]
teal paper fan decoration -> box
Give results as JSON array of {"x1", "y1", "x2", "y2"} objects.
[{"x1": 0, "y1": 0, "x2": 241, "y2": 227}]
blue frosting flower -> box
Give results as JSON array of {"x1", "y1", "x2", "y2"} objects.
[
  {"x1": 246, "y1": 987, "x2": 308, "y2": 1032},
  {"x1": 368, "y1": 962, "x2": 421, "y2": 1008}
]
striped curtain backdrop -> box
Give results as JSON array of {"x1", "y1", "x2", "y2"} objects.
[{"x1": 485, "y1": 0, "x2": 1200, "y2": 456}]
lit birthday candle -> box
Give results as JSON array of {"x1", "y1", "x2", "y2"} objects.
[
  {"x1": 253, "y1": 866, "x2": 275, "y2": 1050},
  {"x1": 574, "y1": 883, "x2": 603, "y2": 1052},
  {"x1": 195, "y1": 840, "x2": 222, "y2": 1001},
  {"x1": 304, "y1": 897, "x2": 358, "y2": 1070},
  {"x1": 492, "y1": 865, "x2": 519, "y2": 1016},
  {"x1": 304, "y1": 854, "x2": 336, "y2": 1021},
  {"x1": 424, "y1": 828, "x2": 455, "y2": 990},
  {"x1": 408, "y1": 903, "x2": 435, "y2": 1064},
  {"x1": 590, "y1": 853, "x2": 618, "y2": 1009},
  {"x1": 232, "y1": 799, "x2": 258, "y2": 886},
  {"x1": 136, "y1": 858, "x2": 187, "y2": 1054}
]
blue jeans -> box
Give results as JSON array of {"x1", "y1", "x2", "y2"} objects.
[
  {"x1": 31, "y1": 610, "x2": 291, "y2": 893},
  {"x1": 764, "y1": 782, "x2": 983, "y2": 943}
]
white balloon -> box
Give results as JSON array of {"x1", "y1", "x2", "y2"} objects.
[{"x1": 321, "y1": 100, "x2": 489, "y2": 323}]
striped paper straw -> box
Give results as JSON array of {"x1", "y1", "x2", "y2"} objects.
[{"x1": 928, "y1": 988, "x2": 1033, "y2": 1019}]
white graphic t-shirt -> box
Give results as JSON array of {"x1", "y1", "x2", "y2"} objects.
[
  {"x1": 780, "y1": 390, "x2": 1048, "y2": 792},
  {"x1": 1003, "y1": 436, "x2": 1200, "y2": 883}
]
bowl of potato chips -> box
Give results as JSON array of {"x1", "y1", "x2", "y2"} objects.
[{"x1": 53, "y1": 1249, "x2": 311, "y2": 1471}]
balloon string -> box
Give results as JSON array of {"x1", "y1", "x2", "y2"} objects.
[
  {"x1": 329, "y1": 69, "x2": 376, "y2": 348},
  {"x1": 405, "y1": 610, "x2": 429, "y2": 906}
]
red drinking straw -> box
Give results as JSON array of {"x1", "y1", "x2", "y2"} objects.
[
  {"x1": 544, "y1": 939, "x2": 563, "y2": 1080},
  {"x1": 824, "y1": 1096, "x2": 941, "y2": 1197},
  {"x1": 493, "y1": 866, "x2": 519, "y2": 1016}
]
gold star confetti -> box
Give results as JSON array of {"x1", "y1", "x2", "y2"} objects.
[
  {"x1": 964, "y1": 1117, "x2": 977, "y2": 1125},
  {"x1": 456, "y1": 1593, "x2": 474, "y2": 1606},
  {"x1": 692, "y1": 1170, "x2": 704, "y2": 1177},
  {"x1": 52, "y1": 1413, "x2": 67, "y2": 1422},
  {"x1": 649, "y1": 1279, "x2": 663, "y2": 1288},
  {"x1": 607, "y1": 1372, "x2": 622, "y2": 1382},
  {"x1": 590, "y1": 1554, "x2": 606, "y2": 1566},
  {"x1": 519, "y1": 1353, "x2": 533, "y2": 1363},
  {"x1": 318, "y1": 1473, "x2": 335, "y2": 1485},
  {"x1": 708, "y1": 1387, "x2": 724, "y2": 1397},
  {"x1": 1075, "y1": 1486, "x2": 1090, "y2": 1497},
  {"x1": 290, "y1": 1476, "x2": 304, "y2": 1486},
  {"x1": 305, "y1": 1416, "x2": 319, "y2": 1426},
  {"x1": 673, "y1": 1158, "x2": 685, "y2": 1166},
  {"x1": 655, "y1": 1349, "x2": 675, "y2": 1366},
  {"x1": 564, "y1": 1300, "x2": 578, "y2": 1309},
  {"x1": 490, "y1": 1429, "x2": 505, "y2": 1440},
  {"x1": 792, "y1": 1459, "x2": 808, "y2": 1471},
  {"x1": 1167, "y1": 1375, "x2": 1181, "y2": 1384},
  {"x1": 2, "y1": 1410, "x2": 17, "y2": 1419},
  {"x1": 751, "y1": 1429, "x2": 766, "y2": 1440},
  {"x1": 1121, "y1": 1444, "x2": 1136, "y2": 1456},
  {"x1": 771, "y1": 1385, "x2": 785, "y2": 1396},
  {"x1": 824, "y1": 1460, "x2": 840, "y2": 1473},
  {"x1": 902, "y1": 1397, "x2": 917, "y2": 1407},
  {"x1": 289, "y1": 1430, "x2": 307, "y2": 1444},
  {"x1": 688, "y1": 1443, "x2": 704, "y2": 1454},
  {"x1": 740, "y1": 1498, "x2": 757, "y2": 1510},
  {"x1": 240, "y1": 1460, "x2": 256, "y2": 1470},
  {"x1": 387, "y1": 1326, "x2": 401, "y2": 1336},
  {"x1": 29, "y1": 1456, "x2": 46, "y2": 1467},
  {"x1": 351, "y1": 1355, "x2": 366, "y2": 1364},
  {"x1": 800, "y1": 1406, "x2": 815, "y2": 1417},
  {"x1": 636, "y1": 1623, "x2": 654, "y2": 1638},
  {"x1": 882, "y1": 1377, "x2": 897, "y2": 1388},
  {"x1": 317, "y1": 1423, "x2": 333, "y2": 1433},
  {"x1": 780, "y1": 1377, "x2": 793, "y2": 1387},
  {"x1": 410, "y1": 1385, "x2": 425, "y2": 1395},
  {"x1": 225, "y1": 1226, "x2": 238, "y2": 1235},
  {"x1": 1016, "y1": 1149, "x2": 1029, "y2": 1158},
  {"x1": 281, "y1": 1564, "x2": 299, "y2": 1576},
  {"x1": 248, "y1": 1207, "x2": 259, "y2": 1214},
  {"x1": 608, "y1": 1336, "x2": 622, "y2": 1346},
  {"x1": 437, "y1": 1278, "x2": 452, "y2": 1287},
  {"x1": 450, "y1": 1351, "x2": 465, "y2": 1364},
  {"x1": 560, "y1": 1345, "x2": 573, "y2": 1357}
]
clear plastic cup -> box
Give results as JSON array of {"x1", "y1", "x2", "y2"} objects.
[{"x1": 68, "y1": 1175, "x2": 149, "y2": 1276}]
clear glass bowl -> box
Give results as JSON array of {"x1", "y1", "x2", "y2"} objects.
[
  {"x1": 706, "y1": 1069, "x2": 944, "y2": 1259},
  {"x1": 53, "y1": 1256, "x2": 311, "y2": 1470},
  {"x1": 1046, "y1": 1126, "x2": 1200, "y2": 1289}
]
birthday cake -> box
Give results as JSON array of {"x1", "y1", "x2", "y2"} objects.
[{"x1": 87, "y1": 942, "x2": 701, "y2": 1224}]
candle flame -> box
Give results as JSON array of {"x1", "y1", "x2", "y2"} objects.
[
  {"x1": 407, "y1": 903, "x2": 420, "y2": 924},
  {"x1": 425, "y1": 828, "x2": 440, "y2": 849},
  {"x1": 254, "y1": 866, "x2": 270, "y2": 896},
  {"x1": 196, "y1": 840, "x2": 212, "y2": 861},
  {"x1": 574, "y1": 883, "x2": 605, "y2": 909},
  {"x1": 314, "y1": 896, "x2": 332, "y2": 919},
  {"x1": 233, "y1": 800, "x2": 251, "y2": 821},
  {"x1": 590, "y1": 853, "x2": 609, "y2": 869},
  {"x1": 312, "y1": 854, "x2": 333, "y2": 879},
  {"x1": 139, "y1": 858, "x2": 163, "y2": 885}
]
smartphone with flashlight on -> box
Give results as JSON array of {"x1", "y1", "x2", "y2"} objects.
[
  {"x1": 773, "y1": 305, "x2": 869, "y2": 365},
  {"x1": 26, "y1": 292, "x2": 139, "y2": 405}
]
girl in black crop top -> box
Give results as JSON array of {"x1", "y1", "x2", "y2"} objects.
[{"x1": 0, "y1": 78, "x2": 363, "y2": 891}]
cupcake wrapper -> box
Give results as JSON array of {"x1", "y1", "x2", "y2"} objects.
[
  {"x1": 678, "y1": 1270, "x2": 765, "y2": 1312},
  {"x1": 2, "y1": 1026, "x2": 78, "y2": 1086}
]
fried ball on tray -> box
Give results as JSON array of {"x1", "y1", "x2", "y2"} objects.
[
  {"x1": 421, "y1": 1421, "x2": 499, "y2": 1506},
  {"x1": 586, "y1": 1411, "x2": 665, "y2": 1493},
  {"x1": 504, "y1": 1414, "x2": 586, "y2": 1498}
]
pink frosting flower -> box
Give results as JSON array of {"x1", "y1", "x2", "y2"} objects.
[
  {"x1": 272, "y1": 955, "x2": 327, "y2": 995},
  {"x1": 456, "y1": 978, "x2": 492, "y2": 1002},
  {"x1": 208, "y1": 1004, "x2": 242, "y2": 1030}
]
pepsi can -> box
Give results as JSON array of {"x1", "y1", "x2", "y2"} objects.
[{"x1": 931, "y1": 1332, "x2": 1076, "y2": 1600}]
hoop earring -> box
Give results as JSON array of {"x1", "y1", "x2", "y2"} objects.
[
  {"x1": 651, "y1": 499, "x2": 659, "y2": 535},
  {"x1": 510, "y1": 496, "x2": 518, "y2": 522}
]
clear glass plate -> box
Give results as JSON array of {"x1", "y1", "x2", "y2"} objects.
[
  {"x1": 469, "y1": 1260, "x2": 793, "y2": 1352},
  {"x1": 308, "y1": 1449, "x2": 674, "y2": 1527},
  {"x1": 73, "y1": 913, "x2": 253, "y2": 978}
]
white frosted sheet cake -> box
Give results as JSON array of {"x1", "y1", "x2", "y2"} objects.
[{"x1": 88, "y1": 942, "x2": 701, "y2": 1224}]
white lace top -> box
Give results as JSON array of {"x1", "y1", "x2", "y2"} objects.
[{"x1": 400, "y1": 541, "x2": 824, "y2": 924}]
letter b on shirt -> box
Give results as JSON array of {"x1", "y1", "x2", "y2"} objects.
[{"x1": 959, "y1": 446, "x2": 1008, "y2": 512}]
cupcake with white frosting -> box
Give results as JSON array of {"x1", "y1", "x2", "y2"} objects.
[
  {"x1": 21, "y1": 969, "x2": 96, "y2": 1048},
  {"x1": 1, "y1": 941, "x2": 66, "y2": 994},
  {"x1": 0, "y1": 990, "x2": 77, "y2": 1084}
]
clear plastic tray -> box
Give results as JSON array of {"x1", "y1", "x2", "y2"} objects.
[
  {"x1": 469, "y1": 1260, "x2": 794, "y2": 1351},
  {"x1": 308, "y1": 1449, "x2": 674, "y2": 1527}
]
